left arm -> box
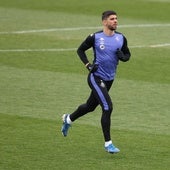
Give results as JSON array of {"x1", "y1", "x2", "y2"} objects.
[{"x1": 117, "y1": 36, "x2": 131, "y2": 62}]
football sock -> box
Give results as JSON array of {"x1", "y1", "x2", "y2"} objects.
[
  {"x1": 105, "y1": 140, "x2": 112, "y2": 147},
  {"x1": 66, "y1": 115, "x2": 72, "y2": 124}
]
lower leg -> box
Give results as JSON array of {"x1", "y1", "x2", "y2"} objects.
[
  {"x1": 70, "y1": 103, "x2": 92, "y2": 122},
  {"x1": 69, "y1": 92, "x2": 98, "y2": 122},
  {"x1": 101, "y1": 110, "x2": 120, "y2": 153},
  {"x1": 101, "y1": 110, "x2": 112, "y2": 142}
]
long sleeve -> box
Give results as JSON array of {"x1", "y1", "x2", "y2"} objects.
[
  {"x1": 120, "y1": 36, "x2": 131, "y2": 62},
  {"x1": 77, "y1": 34, "x2": 95, "y2": 65}
]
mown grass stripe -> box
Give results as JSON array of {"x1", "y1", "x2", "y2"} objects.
[
  {"x1": 0, "y1": 43, "x2": 169, "y2": 52},
  {"x1": 0, "y1": 23, "x2": 169, "y2": 34}
]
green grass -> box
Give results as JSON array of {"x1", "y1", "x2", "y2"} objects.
[
  {"x1": 0, "y1": 114, "x2": 169, "y2": 170},
  {"x1": 0, "y1": 0, "x2": 170, "y2": 169}
]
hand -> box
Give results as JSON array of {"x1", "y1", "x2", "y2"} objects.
[
  {"x1": 116, "y1": 49, "x2": 125, "y2": 60},
  {"x1": 116, "y1": 49, "x2": 130, "y2": 62},
  {"x1": 86, "y1": 63, "x2": 98, "y2": 73}
]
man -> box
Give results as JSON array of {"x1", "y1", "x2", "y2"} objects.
[{"x1": 61, "y1": 10, "x2": 131, "y2": 154}]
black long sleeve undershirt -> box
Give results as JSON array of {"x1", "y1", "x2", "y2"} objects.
[{"x1": 77, "y1": 34, "x2": 95, "y2": 65}]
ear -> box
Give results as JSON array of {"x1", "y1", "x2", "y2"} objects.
[{"x1": 102, "y1": 19, "x2": 107, "y2": 26}]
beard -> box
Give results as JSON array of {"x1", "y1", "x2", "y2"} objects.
[{"x1": 108, "y1": 24, "x2": 117, "y2": 31}]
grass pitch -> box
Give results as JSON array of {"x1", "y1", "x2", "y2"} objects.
[{"x1": 0, "y1": 0, "x2": 170, "y2": 169}]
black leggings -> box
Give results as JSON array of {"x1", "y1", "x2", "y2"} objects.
[{"x1": 70, "y1": 73, "x2": 113, "y2": 141}]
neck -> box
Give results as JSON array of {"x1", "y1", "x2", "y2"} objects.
[{"x1": 103, "y1": 28, "x2": 115, "y2": 36}]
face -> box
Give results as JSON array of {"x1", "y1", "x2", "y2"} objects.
[{"x1": 103, "y1": 15, "x2": 118, "y2": 31}]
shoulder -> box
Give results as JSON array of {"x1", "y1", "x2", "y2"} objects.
[
  {"x1": 95, "y1": 30, "x2": 103, "y2": 34},
  {"x1": 115, "y1": 31, "x2": 127, "y2": 38},
  {"x1": 84, "y1": 30, "x2": 103, "y2": 44},
  {"x1": 88, "y1": 30, "x2": 103, "y2": 37},
  {"x1": 115, "y1": 31, "x2": 124, "y2": 37},
  {"x1": 85, "y1": 30, "x2": 102, "y2": 41},
  {"x1": 115, "y1": 31, "x2": 127, "y2": 41}
]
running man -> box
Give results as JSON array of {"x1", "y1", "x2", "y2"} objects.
[{"x1": 61, "y1": 10, "x2": 131, "y2": 154}]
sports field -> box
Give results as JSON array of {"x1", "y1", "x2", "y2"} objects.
[{"x1": 0, "y1": 0, "x2": 170, "y2": 169}]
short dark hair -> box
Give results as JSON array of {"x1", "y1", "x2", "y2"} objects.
[{"x1": 102, "y1": 10, "x2": 117, "y2": 20}]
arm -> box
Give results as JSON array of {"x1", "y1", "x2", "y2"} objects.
[
  {"x1": 77, "y1": 33, "x2": 98, "y2": 72},
  {"x1": 116, "y1": 36, "x2": 131, "y2": 62},
  {"x1": 77, "y1": 33, "x2": 94, "y2": 65}
]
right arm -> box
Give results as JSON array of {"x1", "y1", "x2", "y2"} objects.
[{"x1": 77, "y1": 33, "x2": 95, "y2": 67}]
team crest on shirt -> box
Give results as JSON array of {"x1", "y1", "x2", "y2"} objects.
[
  {"x1": 115, "y1": 36, "x2": 120, "y2": 41},
  {"x1": 99, "y1": 38, "x2": 105, "y2": 50}
]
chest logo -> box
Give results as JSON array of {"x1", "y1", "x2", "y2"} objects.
[
  {"x1": 99, "y1": 38, "x2": 105, "y2": 50},
  {"x1": 115, "y1": 36, "x2": 120, "y2": 41},
  {"x1": 100, "y1": 45, "x2": 105, "y2": 49}
]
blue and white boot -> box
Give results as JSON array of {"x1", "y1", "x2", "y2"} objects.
[
  {"x1": 61, "y1": 114, "x2": 71, "y2": 137},
  {"x1": 105, "y1": 143, "x2": 120, "y2": 154}
]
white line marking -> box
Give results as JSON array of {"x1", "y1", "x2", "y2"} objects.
[
  {"x1": 0, "y1": 23, "x2": 170, "y2": 34},
  {"x1": 0, "y1": 44, "x2": 169, "y2": 52},
  {"x1": 150, "y1": 43, "x2": 170, "y2": 48},
  {"x1": 0, "y1": 48, "x2": 77, "y2": 52},
  {"x1": 0, "y1": 49, "x2": 68, "y2": 52},
  {"x1": 131, "y1": 43, "x2": 170, "y2": 48}
]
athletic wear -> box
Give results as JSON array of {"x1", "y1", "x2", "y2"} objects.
[
  {"x1": 77, "y1": 31, "x2": 131, "y2": 81},
  {"x1": 62, "y1": 29, "x2": 130, "y2": 148},
  {"x1": 105, "y1": 143, "x2": 120, "y2": 153},
  {"x1": 61, "y1": 114, "x2": 71, "y2": 137},
  {"x1": 69, "y1": 30, "x2": 130, "y2": 142}
]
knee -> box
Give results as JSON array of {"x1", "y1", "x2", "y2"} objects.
[
  {"x1": 86, "y1": 104, "x2": 96, "y2": 112},
  {"x1": 88, "y1": 106, "x2": 96, "y2": 112},
  {"x1": 103, "y1": 103, "x2": 113, "y2": 115},
  {"x1": 78, "y1": 103, "x2": 96, "y2": 113}
]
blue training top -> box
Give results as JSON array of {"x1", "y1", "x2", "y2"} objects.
[{"x1": 77, "y1": 30, "x2": 131, "y2": 81}]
